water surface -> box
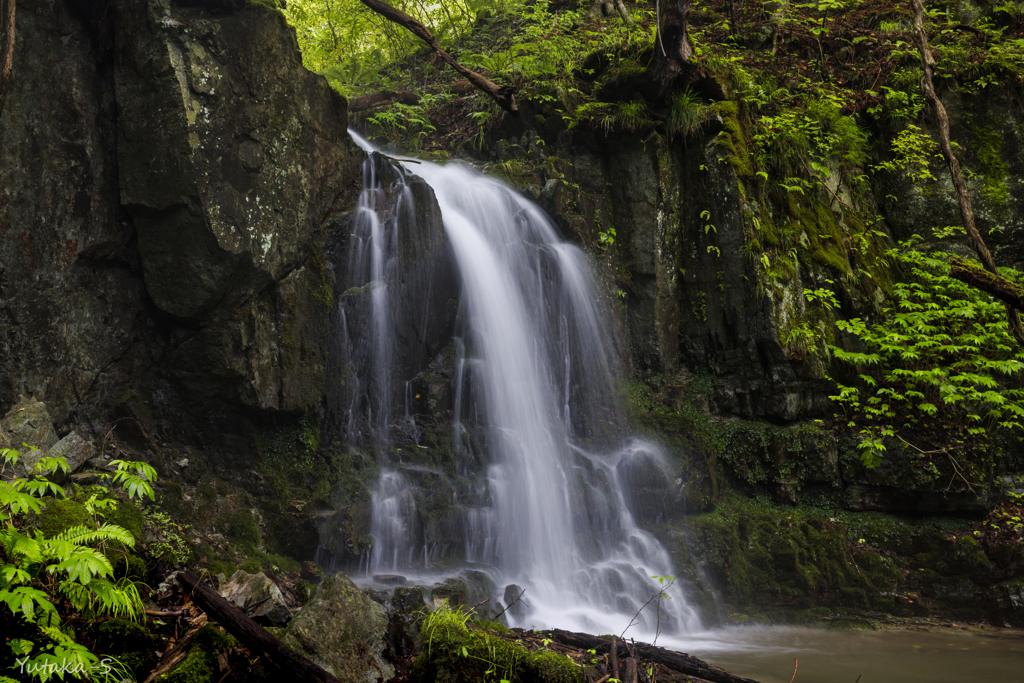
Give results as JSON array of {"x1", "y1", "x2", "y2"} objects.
[{"x1": 674, "y1": 626, "x2": 1024, "y2": 683}]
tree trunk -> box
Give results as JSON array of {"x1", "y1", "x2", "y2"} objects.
[
  {"x1": 0, "y1": 0, "x2": 15, "y2": 119},
  {"x1": 649, "y1": 0, "x2": 694, "y2": 96},
  {"x1": 358, "y1": 0, "x2": 518, "y2": 116},
  {"x1": 909, "y1": 0, "x2": 1024, "y2": 346}
]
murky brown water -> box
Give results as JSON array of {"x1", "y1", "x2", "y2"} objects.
[{"x1": 659, "y1": 626, "x2": 1024, "y2": 683}]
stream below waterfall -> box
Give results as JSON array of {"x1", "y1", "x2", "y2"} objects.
[{"x1": 683, "y1": 626, "x2": 1024, "y2": 683}]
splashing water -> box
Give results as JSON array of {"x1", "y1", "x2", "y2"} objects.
[{"x1": 346, "y1": 131, "x2": 702, "y2": 639}]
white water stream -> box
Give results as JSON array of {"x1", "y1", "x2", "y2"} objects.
[{"x1": 345, "y1": 131, "x2": 701, "y2": 639}]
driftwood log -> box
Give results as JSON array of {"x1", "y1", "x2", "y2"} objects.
[
  {"x1": 949, "y1": 256, "x2": 1024, "y2": 311},
  {"x1": 177, "y1": 570, "x2": 341, "y2": 683},
  {"x1": 545, "y1": 629, "x2": 761, "y2": 683},
  {"x1": 358, "y1": 0, "x2": 518, "y2": 116}
]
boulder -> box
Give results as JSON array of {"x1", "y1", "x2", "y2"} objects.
[
  {"x1": 1, "y1": 398, "x2": 59, "y2": 452},
  {"x1": 219, "y1": 570, "x2": 292, "y2": 627},
  {"x1": 281, "y1": 572, "x2": 394, "y2": 683},
  {"x1": 46, "y1": 432, "x2": 95, "y2": 473}
]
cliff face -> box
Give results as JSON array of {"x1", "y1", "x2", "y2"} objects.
[{"x1": 0, "y1": 0, "x2": 360, "y2": 427}]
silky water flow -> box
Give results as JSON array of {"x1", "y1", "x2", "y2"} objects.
[{"x1": 343, "y1": 131, "x2": 702, "y2": 639}]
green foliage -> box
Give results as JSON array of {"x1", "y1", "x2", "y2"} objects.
[
  {"x1": 1, "y1": 448, "x2": 154, "y2": 682},
  {"x1": 668, "y1": 88, "x2": 707, "y2": 138},
  {"x1": 872, "y1": 124, "x2": 940, "y2": 182},
  {"x1": 826, "y1": 243, "x2": 1024, "y2": 471},
  {"x1": 143, "y1": 508, "x2": 193, "y2": 566}
]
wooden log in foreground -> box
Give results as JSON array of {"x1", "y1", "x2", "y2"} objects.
[
  {"x1": 949, "y1": 256, "x2": 1024, "y2": 312},
  {"x1": 546, "y1": 629, "x2": 761, "y2": 683},
  {"x1": 177, "y1": 570, "x2": 341, "y2": 683}
]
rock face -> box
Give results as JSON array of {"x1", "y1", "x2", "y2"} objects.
[
  {"x1": 0, "y1": 0, "x2": 144, "y2": 424},
  {"x1": 0, "y1": 0, "x2": 361, "y2": 423},
  {"x1": 281, "y1": 572, "x2": 394, "y2": 683}
]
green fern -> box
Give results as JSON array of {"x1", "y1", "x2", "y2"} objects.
[{"x1": 1, "y1": 446, "x2": 157, "y2": 681}]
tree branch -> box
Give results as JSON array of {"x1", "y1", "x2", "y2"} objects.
[
  {"x1": 0, "y1": 0, "x2": 15, "y2": 119},
  {"x1": 910, "y1": 0, "x2": 1024, "y2": 346},
  {"x1": 948, "y1": 256, "x2": 1024, "y2": 312},
  {"x1": 358, "y1": 0, "x2": 518, "y2": 116},
  {"x1": 349, "y1": 81, "x2": 476, "y2": 112}
]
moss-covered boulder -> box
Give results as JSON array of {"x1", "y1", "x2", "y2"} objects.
[
  {"x1": 410, "y1": 608, "x2": 585, "y2": 683},
  {"x1": 159, "y1": 625, "x2": 237, "y2": 683},
  {"x1": 94, "y1": 618, "x2": 161, "y2": 680},
  {"x1": 36, "y1": 498, "x2": 92, "y2": 538},
  {"x1": 280, "y1": 572, "x2": 393, "y2": 682}
]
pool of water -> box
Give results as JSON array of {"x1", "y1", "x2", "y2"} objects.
[{"x1": 660, "y1": 626, "x2": 1024, "y2": 683}]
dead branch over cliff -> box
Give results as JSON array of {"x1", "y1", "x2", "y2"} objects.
[
  {"x1": 0, "y1": 0, "x2": 15, "y2": 118},
  {"x1": 349, "y1": 80, "x2": 476, "y2": 112},
  {"x1": 910, "y1": 0, "x2": 1024, "y2": 346},
  {"x1": 358, "y1": 0, "x2": 518, "y2": 116}
]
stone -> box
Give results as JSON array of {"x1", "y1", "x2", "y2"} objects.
[
  {"x1": 281, "y1": 572, "x2": 394, "y2": 683},
  {"x1": 503, "y1": 584, "x2": 526, "y2": 620},
  {"x1": 1, "y1": 398, "x2": 59, "y2": 453},
  {"x1": 46, "y1": 432, "x2": 95, "y2": 473},
  {"x1": 219, "y1": 570, "x2": 292, "y2": 627}
]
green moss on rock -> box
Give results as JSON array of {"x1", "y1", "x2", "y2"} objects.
[{"x1": 37, "y1": 498, "x2": 92, "y2": 538}]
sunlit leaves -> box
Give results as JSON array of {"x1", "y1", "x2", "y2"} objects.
[{"x1": 828, "y1": 245, "x2": 1024, "y2": 470}]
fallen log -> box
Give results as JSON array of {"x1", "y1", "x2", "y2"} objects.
[
  {"x1": 545, "y1": 628, "x2": 761, "y2": 683},
  {"x1": 949, "y1": 256, "x2": 1024, "y2": 312},
  {"x1": 177, "y1": 570, "x2": 341, "y2": 683},
  {"x1": 349, "y1": 81, "x2": 475, "y2": 112},
  {"x1": 358, "y1": 0, "x2": 518, "y2": 116}
]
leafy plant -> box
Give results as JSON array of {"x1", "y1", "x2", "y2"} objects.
[
  {"x1": 1, "y1": 448, "x2": 155, "y2": 682},
  {"x1": 826, "y1": 243, "x2": 1024, "y2": 473}
]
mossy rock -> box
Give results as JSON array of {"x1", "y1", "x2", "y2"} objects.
[
  {"x1": 159, "y1": 626, "x2": 236, "y2": 683},
  {"x1": 280, "y1": 572, "x2": 394, "y2": 682},
  {"x1": 109, "y1": 499, "x2": 145, "y2": 545},
  {"x1": 227, "y1": 509, "x2": 261, "y2": 547},
  {"x1": 411, "y1": 616, "x2": 586, "y2": 683},
  {"x1": 95, "y1": 618, "x2": 161, "y2": 680},
  {"x1": 37, "y1": 498, "x2": 92, "y2": 538}
]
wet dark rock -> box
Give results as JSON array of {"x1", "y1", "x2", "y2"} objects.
[
  {"x1": 432, "y1": 577, "x2": 470, "y2": 607},
  {"x1": 503, "y1": 583, "x2": 526, "y2": 619},
  {"x1": 280, "y1": 571, "x2": 394, "y2": 681},
  {"x1": 219, "y1": 570, "x2": 292, "y2": 627}
]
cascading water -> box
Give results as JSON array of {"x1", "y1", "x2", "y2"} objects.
[{"x1": 345, "y1": 131, "x2": 701, "y2": 640}]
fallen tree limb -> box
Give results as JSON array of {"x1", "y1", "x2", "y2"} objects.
[
  {"x1": 544, "y1": 628, "x2": 761, "y2": 683},
  {"x1": 910, "y1": 0, "x2": 1024, "y2": 346},
  {"x1": 0, "y1": 0, "x2": 15, "y2": 118},
  {"x1": 358, "y1": 0, "x2": 517, "y2": 116},
  {"x1": 143, "y1": 613, "x2": 208, "y2": 683},
  {"x1": 949, "y1": 256, "x2": 1024, "y2": 312},
  {"x1": 349, "y1": 80, "x2": 476, "y2": 112},
  {"x1": 177, "y1": 570, "x2": 341, "y2": 683}
]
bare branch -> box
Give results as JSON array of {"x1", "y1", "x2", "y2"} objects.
[{"x1": 358, "y1": 0, "x2": 518, "y2": 116}]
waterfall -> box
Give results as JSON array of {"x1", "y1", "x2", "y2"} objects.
[{"x1": 344, "y1": 131, "x2": 701, "y2": 639}]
